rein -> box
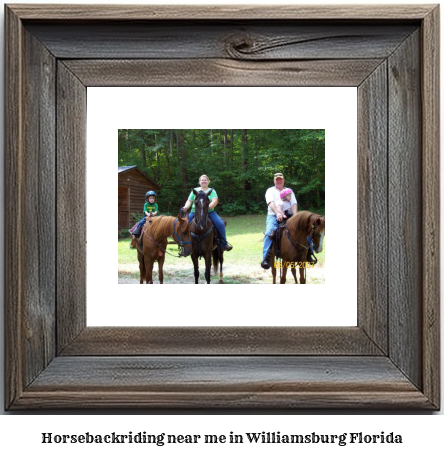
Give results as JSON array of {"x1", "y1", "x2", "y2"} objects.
[
  {"x1": 172, "y1": 218, "x2": 192, "y2": 249},
  {"x1": 284, "y1": 220, "x2": 318, "y2": 264}
]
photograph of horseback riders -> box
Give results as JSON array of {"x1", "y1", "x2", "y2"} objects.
[{"x1": 118, "y1": 129, "x2": 325, "y2": 284}]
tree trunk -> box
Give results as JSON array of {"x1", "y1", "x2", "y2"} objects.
[
  {"x1": 137, "y1": 130, "x2": 146, "y2": 168},
  {"x1": 242, "y1": 129, "x2": 251, "y2": 196},
  {"x1": 224, "y1": 129, "x2": 228, "y2": 169},
  {"x1": 241, "y1": 129, "x2": 247, "y2": 173},
  {"x1": 230, "y1": 129, "x2": 234, "y2": 165},
  {"x1": 178, "y1": 130, "x2": 188, "y2": 200}
]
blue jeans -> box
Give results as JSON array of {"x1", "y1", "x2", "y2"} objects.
[
  {"x1": 130, "y1": 216, "x2": 146, "y2": 236},
  {"x1": 189, "y1": 211, "x2": 228, "y2": 247},
  {"x1": 263, "y1": 214, "x2": 278, "y2": 259}
]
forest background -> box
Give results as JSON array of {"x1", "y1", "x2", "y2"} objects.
[{"x1": 118, "y1": 129, "x2": 325, "y2": 217}]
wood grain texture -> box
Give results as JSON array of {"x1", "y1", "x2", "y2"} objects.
[
  {"x1": 61, "y1": 327, "x2": 383, "y2": 356},
  {"x1": 7, "y1": 4, "x2": 435, "y2": 20},
  {"x1": 4, "y1": 4, "x2": 24, "y2": 410},
  {"x1": 63, "y1": 59, "x2": 384, "y2": 87},
  {"x1": 4, "y1": 4, "x2": 440, "y2": 410},
  {"x1": 13, "y1": 356, "x2": 432, "y2": 409},
  {"x1": 56, "y1": 62, "x2": 87, "y2": 354},
  {"x1": 66, "y1": 58, "x2": 384, "y2": 87},
  {"x1": 421, "y1": 6, "x2": 440, "y2": 409},
  {"x1": 21, "y1": 28, "x2": 57, "y2": 387},
  {"x1": 357, "y1": 62, "x2": 388, "y2": 354},
  {"x1": 388, "y1": 31, "x2": 422, "y2": 389},
  {"x1": 27, "y1": 23, "x2": 416, "y2": 60}
]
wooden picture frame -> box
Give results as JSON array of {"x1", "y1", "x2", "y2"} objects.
[{"x1": 5, "y1": 4, "x2": 440, "y2": 410}]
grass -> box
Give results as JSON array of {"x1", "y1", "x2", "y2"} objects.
[{"x1": 118, "y1": 214, "x2": 325, "y2": 283}]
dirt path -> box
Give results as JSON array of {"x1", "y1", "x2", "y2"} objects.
[{"x1": 118, "y1": 262, "x2": 325, "y2": 284}]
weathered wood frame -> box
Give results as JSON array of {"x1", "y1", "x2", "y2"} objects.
[{"x1": 5, "y1": 4, "x2": 440, "y2": 409}]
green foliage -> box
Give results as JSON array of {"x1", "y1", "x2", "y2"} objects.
[
  {"x1": 118, "y1": 129, "x2": 325, "y2": 214},
  {"x1": 118, "y1": 228, "x2": 130, "y2": 240},
  {"x1": 220, "y1": 202, "x2": 246, "y2": 216}
]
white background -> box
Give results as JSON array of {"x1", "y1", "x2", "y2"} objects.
[
  {"x1": 88, "y1": 87, "x2": 357, "y2": 326},
  {"x1": 0, "y1": 0, "x2": 442, "y2": 451}
]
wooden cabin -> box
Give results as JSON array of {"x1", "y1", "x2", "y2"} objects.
[{"x1": 118, "y1": 166, "x2": 161, "y2": 230}]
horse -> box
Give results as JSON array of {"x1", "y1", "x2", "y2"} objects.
[
  {"x1": 134, "y1": 211, "x2": 191, "y2": 284},
  {"x1": 190, "y1": 189, "x2": 224, "y2": 284},
  {"x1": 270, "y1": 210, "x2": 325, "y2": 284}
]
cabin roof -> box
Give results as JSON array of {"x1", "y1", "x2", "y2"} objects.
[{"x1": 118, "y1": 165, "x2": 161, "y2": 190}]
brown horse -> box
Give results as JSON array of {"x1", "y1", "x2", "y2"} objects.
[
  {"x1": 135, "y1": 212, "x2": 192, "y2": 284},
  {"x1": 271, "y1": 211, "x2": 325, "y2": 284},
  {"x1": 190, "y1": 189, "x2": 224, "y2": 284}
]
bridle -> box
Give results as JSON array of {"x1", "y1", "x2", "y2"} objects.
[
  {"x1": 172, "y1": 217, "x2": 192, "y2": 252},
  {"x1": 190, "y1": 198, "x2": 213, "y2": 259},
  {"x1": 285, "y1": 220, "x2": 318, "y2": 262}
]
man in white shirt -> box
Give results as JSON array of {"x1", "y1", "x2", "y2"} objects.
[{"x1": 261, "y1": 172, "x2": 298, "y2": 269}]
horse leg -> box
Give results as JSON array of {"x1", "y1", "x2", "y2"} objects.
[
  {"x1": 138, "y1": 251, "x2": 145, "y2": 284},
  {"x1": 270, "y1": 253, "x2": 276, "y2": 284},
  {"x1": 144, "y1": 256, "x2": 154, "y2": 284},
  {"x1": 212, "y1": 248, "x2": 223, "y2": 284},
  {"x1": 192, "y1": 254, "x2": 199, "y2": 284},
  {"x1": 218, "y1": 251, "x2": 224, "y2": 284},
  {"x1": 280, "y1": 264, "x2": 288, "y2": 284},
  {"x1": 158, "y1": 255, "x2": 165, "y2": 284},
  {"x1": 299, "y1": 267, "x2": 306, "y2": 284},
  {"x1": 204, "y1": 253, "x2": 212, "y2": 284},
  {"x1": 291, "y1": 266, "x2": 298, "y2": 284}
]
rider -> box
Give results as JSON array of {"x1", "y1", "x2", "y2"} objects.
[
  {"x1": 182, "y1": 174, "x2": 232, "y2": 251},
  {"x1": 130, "y1": 190, "x2": 158, "y2": 239},
  {"x1": 280, "y1": 188, "x2": 295, "y2": 219},
  {"x1": 261, "y1": 173, "x2": 297, "y2": 269}
]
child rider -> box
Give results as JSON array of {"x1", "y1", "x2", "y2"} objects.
[{"x1": 131, "y1": 190, "x2": 158, "y2": 239}]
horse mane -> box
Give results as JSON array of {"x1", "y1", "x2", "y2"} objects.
[
  {"x1": 286, "y1": 210, "x2": 325, "y2": 234},
  {"x1": 146, "y1": 215, "x2": 175, "y2": 240}
]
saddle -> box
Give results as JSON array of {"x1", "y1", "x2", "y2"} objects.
[{"x1": 131, "y1": 221, "x2": 163, "y2": 258}]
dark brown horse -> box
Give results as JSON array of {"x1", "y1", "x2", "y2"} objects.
[
  {"x1": 190, "y1": 189, "x2": 224, "y2": 284},
  {"x1": 271, "y1": 211, "x2": 325, "y2": 284},
  {"x1": 135, "y1": 212, "x2": 191, "y2": 284}
]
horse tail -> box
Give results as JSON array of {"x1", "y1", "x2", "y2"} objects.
[
  {"x1": 212, "y1": 247, "x2": 220, "y2": 275},
  {"x1": 212, "y1": 244, "x2": 224, "y2": 283}
]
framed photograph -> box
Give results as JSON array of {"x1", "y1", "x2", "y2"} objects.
[
  {"x1": 92, "y1": 88, "x2": 356, "y2": 327},
  {"x1": 5, "y1": 4, "x2": 440, "y2": 409}
]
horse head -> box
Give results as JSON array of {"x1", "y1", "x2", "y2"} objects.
[
  {"x1": 176, "y1": 210, "x2": 192, "y2": 257},
  {"x1": 287, "y1": 211, "x2": 325, "y2": 254},
  {"x1": 193, "y1": 188, "x2": 213, "y2": 231},
  {"x1": 309, "y1": 215, "x2": 325, "y2": 254}
]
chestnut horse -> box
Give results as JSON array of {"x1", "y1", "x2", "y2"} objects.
[
  {"x1": 135, "y1": 212, "x2": 191, "y2": 284},
  {"x1": 190, "y1": 189, "x2": 224, "y2": 284},
  {"x1": 271, "y1": 211, "x2": 325, "y2": 284}
]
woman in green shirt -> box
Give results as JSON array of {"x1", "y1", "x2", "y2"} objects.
[{"x1": 182, "y1": 175, "x2": 232, "y2": 251}]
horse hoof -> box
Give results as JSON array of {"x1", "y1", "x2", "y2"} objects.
[{"x1": 218, "y1": 280, "x2": 224, "y2": 284}]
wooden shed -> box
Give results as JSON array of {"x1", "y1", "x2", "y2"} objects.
[{"x1": 118, "y1": 166, "x2": 161, "y2": 230}]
